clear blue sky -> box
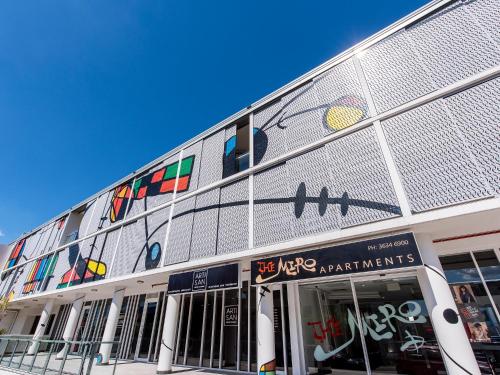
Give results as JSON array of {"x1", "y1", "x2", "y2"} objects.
[{"x1": 0, "y1": 0, "x2": 428, "y2": 244}]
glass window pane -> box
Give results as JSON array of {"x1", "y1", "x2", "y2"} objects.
[
  {"x1": 239, "y1": 282, "x2": 249, "y2": 371},
  {"x1": 202, "y1": 292, "x2": 215, "y2": 367},
  {"x1": 186, "y1": 293, "x2": 205, "y2": 365},
  {"x1": 355, "y1": 276, "x2": 444, "y2": 374},
  {"x1": 299, "y1": 281, "x2": 367, "y2": 374},
  {"x1": 442, "y1": 252, "x2": 500, "y2": 373},
  {"x1": 176, "y1": 294, "x2": 190, "y2": 363},
  {"x1": 221, "y1": 289, "x2": 238, "y2": 369}
]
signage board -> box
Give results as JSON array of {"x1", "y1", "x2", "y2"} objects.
[
  {"x1": 167, "y1": 263, "x2": 239, "y2": 295},
  {"x1": 251, "y1": 233, "x2": 421, "y2": 285},
  {"x1": 224, "y1": 305, "x2": 238, "y2": 326}
]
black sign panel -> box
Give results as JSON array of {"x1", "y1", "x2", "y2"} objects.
[
  {"x1": 167, "y1": 263, "x2": 239, "y2": 294},
  {"x1": 224, "y1": 305, "x2": 238, "y2": 326},
  {"x1": 251, "y1": 233, "x2": 421, "y2": 285}
]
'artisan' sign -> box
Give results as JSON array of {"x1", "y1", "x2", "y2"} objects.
[
  {"x1": 251, "y1": 233, "x2": 421, "y2": 285},
  {"x1": 168, "y1": 263, "x2": 239, "y2": 294}
]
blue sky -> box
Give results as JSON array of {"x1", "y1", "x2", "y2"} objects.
[{"x1": 0, "y1": 0, "x2": 428, "y2": 244}]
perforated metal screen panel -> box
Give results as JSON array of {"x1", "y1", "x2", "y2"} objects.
[
  {"x1": 254, "y1": 163, "x2": 295, "y2": 247},
  {"x1": 112, "y1": 207, "x2": 170, "y2": 276},
  {"x1": 217, "y1": 178, "x2": 248, "y2": 254},
  {"x1": 198, "y1": 130, "x2": 225, "y2": 188},
  {"x1": 165, "y1": 197, "x2": 196, "y2": 265},
  {"x1": 444, "y1": 78, "x2": 500, "y2": 195},
  {"x1": 382, "y1": 97, "x2": 493, "y2": 212},
  {"x1": 360, "y1": 0, "x2": 500, "y2": 114},
  {"x1": 324, "y1": 127, "x2": 401, "y2": 227},
  {"x1": 189, "y1": 189, "x2": 220, "y2": 260}
]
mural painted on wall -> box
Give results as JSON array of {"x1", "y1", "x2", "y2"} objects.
[
  {"x1": 259, "y1": 359, "x2": 276, "y2": 375},
  {"x1": 22, "y1": 253, "x2": 57, "y2": 294},
  {"x1": 4, "y1": 238, "x2": 26, "y2": 270},
  {"x1": 110, "y1": 155, "x2": 195, "y2": 223},
  {"x1": 57, "y1": 243, "x2": 107, "y2": 289},
  {"x1": 323, "y1": 95, "x2": 368, "y2": 132}
]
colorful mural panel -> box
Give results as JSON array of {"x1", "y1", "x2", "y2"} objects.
[
  {"x1": 22, "y1": 253, "x2": 57, "y2": 294},
  {"x1": 110, "y1": 155, "x2": 195, "y2": 223},
  {"x1": 4, "y1": 238, "x2": 26, "y2": 270}
]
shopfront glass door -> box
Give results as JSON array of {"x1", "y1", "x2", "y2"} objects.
[
  {"x1": 300, "y1": 280, "x2": 367, "y2": 374},
  {"x1": 135, "y1": 298, "x2": 158, "y2": 360},
  {"x1": 353, "y1": 276, "x2": 443, "y2": 374},
  {"x1": 299, "y1": 275, "x2": 445, "y2": 374}
]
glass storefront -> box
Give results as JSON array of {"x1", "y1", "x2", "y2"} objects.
[
  {"x1": 299, "y1": 275, "x2": 445, "y2": 374},
  {"x1": 440, "y1": 250, "x2": 500, "y2": 374}
]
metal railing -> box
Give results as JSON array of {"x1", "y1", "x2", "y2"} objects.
[{"x1": 0, "y1": 335, "x2": 121, "y2": 375}]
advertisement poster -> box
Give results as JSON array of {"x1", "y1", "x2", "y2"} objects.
[{"x1": 451, "y1": 284, "x2": 477, "y2": 304}]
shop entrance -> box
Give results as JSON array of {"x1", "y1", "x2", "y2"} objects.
[
  {"x1": 135, "y1": 297, "x2": 160, "y2": 361},
  {"x1": 299, "y1": 274, "x2": 445, "y2": 374}
]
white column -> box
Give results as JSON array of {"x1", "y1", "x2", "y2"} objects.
[
  {"x1": 257, "y1": 285, "x2": 275, "y2": 374},
  {"x1": 416, "y1": 234, "x2": 480, "y2": 375},
  {"x1": 27, "y1": 299, "x2": 54, "y2": 355},
  {"x1": 286, "y1": 283, "x2": 306, "y2": 375},
  {"x1": 157, "y1": 295, "x2": 180, "y2": 374},
  {"x1": 56, "y1": 294, "x2": 84, "y2": 360},
  {"x1": 97, "y1": 287, "x2": 125, "y2": 365}
]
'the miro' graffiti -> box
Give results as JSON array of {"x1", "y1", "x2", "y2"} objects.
[{"x1": 312, "y1": 301, "x2": 427, "y2": 362}]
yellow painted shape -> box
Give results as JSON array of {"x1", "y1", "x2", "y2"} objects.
[
  {"x1": 87, "y1": 259, "x2": 106, "y2": 276},
  {"x1": 326, "y1": 106, "x2": 364, "y2": 131}
]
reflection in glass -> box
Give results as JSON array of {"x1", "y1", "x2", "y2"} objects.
[
  {"x1": 441, "y1": 251, "x2": 500, "y2": 373},
  {"x1": 186, "y1": 293, "x2": 205, "y2": 365},
  {"x1": 354, "y1": 277, "x2": 444, "y2": 374},
  {"x1": 299, "y1": 281, "x2": 367, "y2": 374}
]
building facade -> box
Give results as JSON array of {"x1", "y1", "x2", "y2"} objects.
[{"x1": 0, "y1": 0, "x2": 499, "y2": 374}]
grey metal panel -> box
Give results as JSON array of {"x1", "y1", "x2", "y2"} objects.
[
  {"x1": 178, "y1": 142, "x2": 202, "y2": 196},
  {"x1": 280, "y1": 82, "x2": 323, "y2": 152},
  {"x1": 95, "y1": 228, "x2": 120, "y2": 278},
  {"x1": 359, "y1": 29, "x2": 434, "y2": 113},
  {"x1": 444, "y1": 78, "x2": 500, "y2": 195},
  {"x1": 198, "y1": 130, "x2": 226, "y2": 188},
  {"x1": 86, "y1": 192, "x2": 113, "y2": 235},
  {"x1": 314, "y1": 58, "x2": 368, "y2": 133},
  {"x1": 466, "y1": 0, "x2": 500, "y2": 49},
  {"x1": 286, "y1": 147, "x2": 340, "y2": 237},
  {"x1": 325, "y1": 126, "x2": 401, "y2": 227},
  {"x1": 405, "y1": 0, "x2": 500, "y2": 90},
  {"x1": 253, "y1": 163, "x2": 295, "y2": 247},
  {"x1": 217, "y1": 179, "x2": 248, "y2": 255},
  {"x1": 22, "y1": 230, "x2": 42, "y2": 260},
  {"x1": 382, "y1": 99, "x2": 492, "y2": 212},
  {"x1": 78, "y1": 200, "x2": 96, "y2": 237},
  {"x1": 253, "y1": 100, "x2": 286, "y2": 165},
  {"x1": 165, "y1": 198, "x2": 196, "y2": 265},
  {"x1": 189, "y1": 189, "x2": 220, "y2": 260},
  {"x1": 112, "y1": 207, "x2": 170, "y2": 277},
  {"x1": 11, "y1": 265, "x2": 27, "y2": 299}
]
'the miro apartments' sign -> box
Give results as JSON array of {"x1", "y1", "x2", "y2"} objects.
[{"x1": 251, "y1": 233, "x2": 421, "y2": 285}]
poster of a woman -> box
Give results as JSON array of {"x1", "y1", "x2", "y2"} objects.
[{"x1": 452, "y1": 284, "x2": 477, "y2": 304}]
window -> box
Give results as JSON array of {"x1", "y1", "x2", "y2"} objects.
[
  {"x1": 440, "y1": 250, "x2": 500, "y2": 373},
  {"x1": 223, "y1": 119, "x2": 250, "y2": 178}
]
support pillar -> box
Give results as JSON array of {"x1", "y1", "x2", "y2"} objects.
[
  {"x1": 27, "y1": 299, "x2": 54, "y2": 355},
  {"x1": 416, "y1": 233, "x2": 480, "y2": 375},
  {"x1": 97, "y1": 287, "x2": 125, "y2": 365},
  {"x1": 157, "y1": 295, "x2": 180, "y2": 374},
  {"x1": 286, "y1": 283, "x2": 306, "y2": 375},
  {"x1": 56, "y1": 294, "x2": 84, "y2": 360},
  {"x1": 257, "y1": 285, "x2": 275, "y2": 375}
]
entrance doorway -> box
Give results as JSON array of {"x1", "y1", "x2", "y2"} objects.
[
  {"x1": 135, "y1": 297, "x2": 160, "y2": 361},
  {"x1": 298, "y1": 274, "x2": 445, "y2": 374}
]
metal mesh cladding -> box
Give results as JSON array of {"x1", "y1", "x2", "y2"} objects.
[
  {"x1": 360, "y1": 0, "x2": 500, "y2": 114},
  {"x1": 189, "y1": 189, "x2": 220, "y2": 260},
  {"x1": 444, "y1": 78, "x2": 500, "y2": 195},
  {"x1": 382, "y1": 97, "x2": 493, "y2": 212},
  {"x1": 217, "y1": 178, "x2": 249, "y2": 254},
  {"x1": 112, "y1": 207, "x2": 170, "y2": 276},
  {"x1": 165, "y1": 197, "x2": 196, "y2": 265}
]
